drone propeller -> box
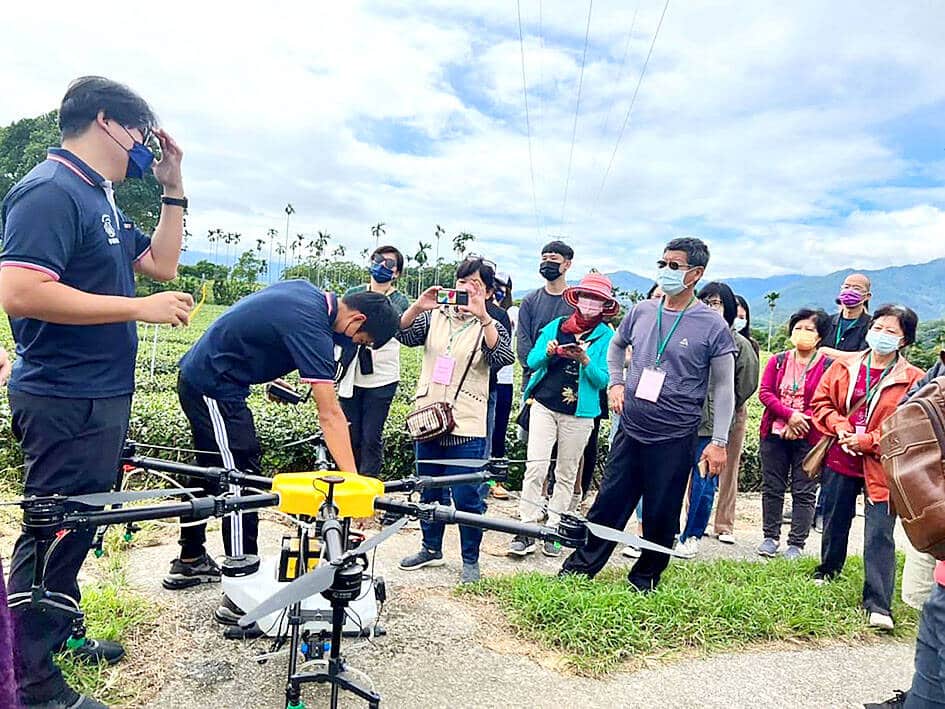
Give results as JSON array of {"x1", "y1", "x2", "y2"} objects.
[
  {"x1": 70, "y1": 488, "x2": 204, "y2": 507},
  {"x1": 0, "y1": 488, "x2": 203, "y2": 508},
  {"x1": 239, "y1": 516, "x2": 408, "y2": 627},
  {"x1": 515, "y1": 495, "x2": 683, "y2": 558}
]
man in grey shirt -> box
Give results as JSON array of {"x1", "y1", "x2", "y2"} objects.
[
  {"x1": 561, "y1": 237, "x2": 737, "y2": 592},
  {"x1": 516, "y1": 240, "x2": 575, "y2": 388}
]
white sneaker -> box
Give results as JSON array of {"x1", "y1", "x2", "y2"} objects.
[
  {"x1": 717, "y1": 532, "x2": 736, "y2": 545},
  {"x1": 621, "y1": 545, "x2": 642, "y2": 558},
  {"x1": 676, "y1": 537, "x2": 699, "y2": 559},
  {"x1": 869, "y1": 612, "x2": 895, "y2": 631}
]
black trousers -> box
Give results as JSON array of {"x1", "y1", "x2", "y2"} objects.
[
  {"x1": 6, "y1": 391, "x2": 131, "y2": 704},
  {"x1": 339, "y1": 382, "x2": 398, "y2": 477},
  {"x1": 562, "y1": 427, "x2": 696, "y2": 590},
  {"x1": 760, "y1": 435, "x2": 817, "y2": 547},
  {"x1": 177, "y1": 374, "x2": 263, "y2": 559},
  {"x1": 491, "y1": 383, "x2": 514, "y2": 458}
]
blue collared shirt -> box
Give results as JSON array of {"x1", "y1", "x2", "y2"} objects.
[{"x1": 0, "y1": 148, "x2": 152, "y2": 398}]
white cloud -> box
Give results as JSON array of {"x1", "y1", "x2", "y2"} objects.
[{"x1": 0, "y1": 0, "x2": 943, "y2": 291}]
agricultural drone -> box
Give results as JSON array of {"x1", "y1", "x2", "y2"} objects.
[{"x1": 8, "y1": 439, "x2": 678, "y2": 709}]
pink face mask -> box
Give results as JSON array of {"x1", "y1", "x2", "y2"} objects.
[
  {"x1": 577, "y1": 297, "x2": 604, "y2": 317},
  {"x1": 837, "y1": 288, "x2": 865, "y2": 307}
]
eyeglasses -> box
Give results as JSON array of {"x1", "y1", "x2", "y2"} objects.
[
  {"x1": 701, "y1": 297, "x2": 723, "y2": 308},
  {"x1": 372, "y1": 254, "x2": 397, "y2": 269},
  {"x1": 657, "y1": 260, "x2": 691, "y2": 271},
  {"x1": 464, "y1": 253, "x2": 497, "y2": 271}
]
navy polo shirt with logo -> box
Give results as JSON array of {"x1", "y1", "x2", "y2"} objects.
[
  {"x1": 0, "y1": 148, "x2": 152, "y2": 398},
  {"x1": 179, "y1": 280, "x2": 340, "y2": 401}
]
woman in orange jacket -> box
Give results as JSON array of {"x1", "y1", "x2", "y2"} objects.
[{"x1": 810, "y1": 304, "x2": 924, "y2": 631}]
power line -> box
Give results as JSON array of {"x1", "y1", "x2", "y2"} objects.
[
  {"x1": 517, "y1": 0, "x2": 542, "y2": 238},
  {"x1": 594, "y1": 0, "x2": 671, "y2": 209},
  {"x1": 537, "y1": 0, "x2": 544, "y2": 234},
  {"x1": 560, "y1": 0, "x2": 594, "y2": 225},
  {"x1": 598, "y1": 0, "x2": 641, "y2": 136}
]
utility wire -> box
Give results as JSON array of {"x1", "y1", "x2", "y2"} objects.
[
  {"x1": 598, "y1": 0, "x2": 641, "y2": 136},
  {"x1": 560, "y1": 0, "x2": 594, "y2": 225},
  {"x1": 537, "y1": 0, "x2": 544, "y2": 235},
  {"x1": 517, "y1": 0, "x2": 542, "y2": 238},
  {"x1": 594, "y1": 0, "x2": 671, "y2": 209}
]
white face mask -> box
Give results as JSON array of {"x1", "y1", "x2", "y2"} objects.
[{"x1": 733, "y1": 317, "x2": 747, "y2": 331}]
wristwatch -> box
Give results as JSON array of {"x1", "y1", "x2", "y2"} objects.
[
  {"x1": 711, "y1": 438, "x2": 728, "y2": 448},
  {"x1": 161, "y1": 196, "x2": 188, "y2": 209}
]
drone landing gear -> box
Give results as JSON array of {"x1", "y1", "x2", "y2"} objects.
[{"x1": 285, "y1": 558, "x2": 380, "y2": 709}]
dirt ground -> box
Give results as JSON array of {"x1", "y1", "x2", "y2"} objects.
[{"x1": 104, "y1": 493, "x2": 916, "y2": 709}]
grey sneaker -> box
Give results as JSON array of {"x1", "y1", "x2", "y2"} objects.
[
  {"x1": 508, "y1": 535, "x2": 536, "y2": 557},
  {"x1": 213, "y1": 594, "x2": 245, "y2": 626},
  {"x1": 541, "y1": 540, "x2": 562, "y2": 558},
  {"x1": 758, "y1": 538, "x2": 780, "y2": 557},
  {"x1": 163, "y1": 553, "x2": 222, "y2": 590},
  {"x1": 399, "y1": 547, "x2": 445, "y2": 570},
  {"x1": 460, "y1": 563, "x2": 481, "y2": 584},
  {"x1": 783, "y1": 545, "x2": 803, "y2": 560}
]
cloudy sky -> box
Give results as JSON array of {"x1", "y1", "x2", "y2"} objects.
[{"x1": 1, "y1": 1, "x2": 943, "y2": 289}]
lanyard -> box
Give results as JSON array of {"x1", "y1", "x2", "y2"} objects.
[
  {"x1": 790, "y1": 351, "x2": 817, "y2": 393},
  {"x1": 864, "y1": 352, "x2": 896, "y2": 404},
  {"x1": 446, "y1": 317, "x2": 477, "y2": 356},
  {"x1": 655, "y1": 296, "x2": 695, "y2": 367},
  {"x1": 835, "y1": 317, "x2": 855, "y2": 347}
]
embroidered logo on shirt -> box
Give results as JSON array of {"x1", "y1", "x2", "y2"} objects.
[
  {"x1": 679, "y1": 338, "x2": 689, "y2": 348},
  {"x1": 101, "y1": 214, "x2": 120, "y2": 245}
]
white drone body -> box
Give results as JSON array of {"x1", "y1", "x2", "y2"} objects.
[{"x1": 222, "y1": 557, "x2": 380, "y2": 637}]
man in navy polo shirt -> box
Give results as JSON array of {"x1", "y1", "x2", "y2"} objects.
[
  {"x1": 169, "y1": 282, "x2": 400, "y2": 626},
  {"x1": 0, "y1": 77, "x2": 191, "y2": 709}
]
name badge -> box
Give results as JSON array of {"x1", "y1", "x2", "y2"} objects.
[
  {"x1": 855, "y1": 425, "x2": 866, "y2": 436},
  {"x1": 432, "y1": 355, "x2": 456, "y2": 385},
  {"x1": 635, "y1": 367, "x2": 666, "y2": 403}
]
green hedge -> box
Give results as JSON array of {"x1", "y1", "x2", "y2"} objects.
[{"x1": 0, "y1": 306, "x2": 766, "y2": 491}]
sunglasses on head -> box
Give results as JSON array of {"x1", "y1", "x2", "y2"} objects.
[
  {"x1": 464, "y1": 253, "x2": 497, "y2": 271},
  {"x1": 656, "y1": 259, "x2": 691, "y2": 271}
]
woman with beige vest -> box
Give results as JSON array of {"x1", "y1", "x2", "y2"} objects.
[{"x1": 397, "y1": 257, "x2": 514, "y2": 584}]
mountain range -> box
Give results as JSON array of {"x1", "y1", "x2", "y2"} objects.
[{"x1": 604, "y1": 258, "x2": 945, "y2": 323}]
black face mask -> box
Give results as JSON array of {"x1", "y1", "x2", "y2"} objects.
[{"x1": 539, "y1": 262, "x2": 561, "y2": 281}]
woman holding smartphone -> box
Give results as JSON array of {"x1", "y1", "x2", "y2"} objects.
[{"x1": 510, "y1": 274, "x2": 617, "y2": 558}]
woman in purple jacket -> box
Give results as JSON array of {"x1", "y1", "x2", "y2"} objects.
[{"x1": 757, "y1": 308, "x2": 833, "y2": 559}]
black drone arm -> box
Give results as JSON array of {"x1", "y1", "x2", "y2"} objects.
[
  {"x1": 122, "y1": 455, "x2": 274, "y2": 490},
  {"x1": 372, "y1": 496, "x2": 585, "y2": 548}
]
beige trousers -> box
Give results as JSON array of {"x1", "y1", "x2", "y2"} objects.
[
  {"x1": 713, "y1": 404, "x2": 748, "y2": 535},
  {"x1": 902, "y1": 535, "x2": 937, "y2": 610},
  {"x1": 519, "y1": 401, "x2": 595, "y2": 528}
]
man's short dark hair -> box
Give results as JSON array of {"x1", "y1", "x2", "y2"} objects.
[
  {"x1": 872, "y1": 304, "x2": 919, "y2": 347},
  {"x1": 59, "y1": 76, "x2": 157, "y2": 139},
  {"x1": 457, "y1": 257, "x2": 496, "y2": 291},
  {"x1": 541, "y1": 240, "x2": 574, "y2": 261},
  {"x1": 664, "y1": 237, "x2": 710, "y2": 268},
  {"x1": 372, "y1": 245, "x2": 404, "y2": 274},
  {"x1": 789, "y1": 308, "x2": 831, "y2": 339},
  {"x1": 697, "y1": 281, "x2": 737, "y2": 326},
  {"x1": 342, "y1": 291, "x2": 401, "y2": 348}
]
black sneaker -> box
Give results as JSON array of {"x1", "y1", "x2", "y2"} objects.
[
  {"x1": 25, "y1": 688, "x2": 108, "y2": 709},
  {"x1": 163, "y1": 554, "x2": 222, "y2": 590},
  {"x1": 541, "y1": 540, "x2": 562, "y2": 558},
  {"x1": 864, "y1": 690, "x2": 908, "y2": 708},
  {"x1": 61, "y1": 637, "x2": 125, "y2": 666},
  {"x1": 508, "y1": 535, "x2": 536, "y2": 557},
  {"x1": 214, "y1": 594, "x2": 246, "y2": 626}
]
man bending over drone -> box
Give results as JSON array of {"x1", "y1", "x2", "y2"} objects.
[{"x1": 168, "y1": 281, "x2": 400, "y2": 627}]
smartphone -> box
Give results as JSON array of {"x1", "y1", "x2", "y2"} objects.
[
  {"x1": 555, "y1": 343, "x2": 584, "y2": 357},
  {"x1": 436, "y1": 289, "x2": 469, "y2": 306}
]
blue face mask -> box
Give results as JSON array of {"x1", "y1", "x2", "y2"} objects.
[
  {"x1": 866, "y1": 330, "x2": 902, "y2": 356},
  {"x1": 370, "y1": 262, "x2": 395, "y2": 284},
  {"x1": 656, "y1": 267, "x2": 690, "y2": 296},
  {"x1": 105, "y1": 123, "x2": 154, "y2": 180},
  {"x1": 495, "y1": 288, "x2": 506, "y2": 302}
]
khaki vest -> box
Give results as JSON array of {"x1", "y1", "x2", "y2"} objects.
[{"x1": 413, "y1": 311, "x2": 489, "y2": 438}]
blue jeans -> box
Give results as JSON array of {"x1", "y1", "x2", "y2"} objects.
[
  {"x1": 416, "y1": 437, "x2": 488, "y2": 565},
  {"x1": 906, "y1": 584, "x2": 945, "y2": 708},
  {"x1": 680, "y1": 437, "x2": 714, "y2": 542}
]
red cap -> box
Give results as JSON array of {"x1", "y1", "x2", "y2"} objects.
[{"x1": 564, "y1": 273, "x2": 619, "y2": 316}]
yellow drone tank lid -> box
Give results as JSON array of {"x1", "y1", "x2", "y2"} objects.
[{"x1": 272, "y1": 470, "x2": 384, "y2": 518}]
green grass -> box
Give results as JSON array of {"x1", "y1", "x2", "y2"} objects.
[{"x1": 461, "y1": 554, "x2": 918, "y2": 675}]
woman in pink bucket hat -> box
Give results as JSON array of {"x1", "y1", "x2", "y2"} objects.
[{"x1": 509, "y1": 273, "x2": 617, "y2": 558}]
